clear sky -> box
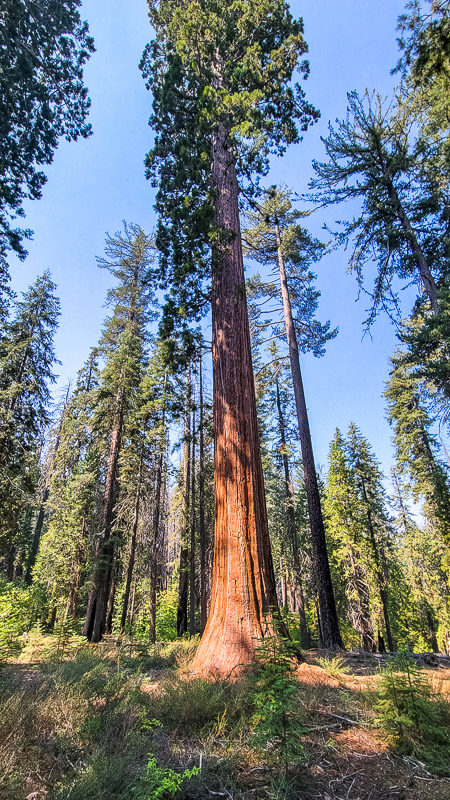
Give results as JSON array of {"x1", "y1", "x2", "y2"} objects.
[{"x1": 8, "y1": 0, "x2": 411, "y2": 477}]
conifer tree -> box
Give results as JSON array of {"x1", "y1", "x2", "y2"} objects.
[
  {"x1": 395, "y1": 0, "x2": 450, "y2": 193},
  {"x1": 391, "y1": 468, "x2": 449, "y2": 651},
  {"x1": 309, "y1": 91, "x2": 446, "y2": 323},
  {"x1": 33, "y1": 351, "x2": 101, "y2": 621},
  {"x1": 0, "y1": 271, "x2": 60, "y2": 569},
  {"x1": 83, "y1": 224, "x2": 156, "y2": 642},
  {"x1": 346, "y1": 423, "x2": 396, "y2": 651},
  {"x1": 385, "y1": 350, "x2": 450, "y2": 565},
  {"x1": 244, "y1": 187, "x2": 341, "y2": 648},
  {"x1": 324, "y1": 430, "x2": 375, "y2": 651},
  {"x1": 142, "y1": 0, "x2": 318, "y2": 674}
]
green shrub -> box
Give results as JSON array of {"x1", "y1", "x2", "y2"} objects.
[
  {"x1": 0, "y1": 578, "x2": 40, "y2": 661},
  {"x1": 375, "y1": 651, "x2": 450, "y2": 774},
  {"x1": 249, "y1": 630, "x2": 306, "y2": 773},
  {"x1": 134, "y1": 753, "x2": 199, "y2": 800},
  {"x1": 316, "y1": 654, "x2": 350, "y2": 680},
  {"x1": 156, "y1": 589, "x2": 178, "y2": 642}
]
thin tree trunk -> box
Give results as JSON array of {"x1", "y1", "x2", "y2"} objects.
[
  {"x1": 189, "y1": 375, "x2": 197, "y2": 636},
  {"x1": 192, "y1": 118, "x2": 285, "y2": 677},
  {"x1": 119, "y1": 453, "x2": 144, "y2": 636},
  {"x1": 348, "y1": 544, "x2": 373, "y2": 652},
  {"x1": 275, "y1": 377, "x2": 311, "y2": 648},
  {"x1": 105, "y1": 563, "x2": 118, "y2": 635},
  {"x1": 280, "y1": 558, "x2": 287, "y2": 607},
  {"x1": 359, "y1": 474, "x2": 394, "y2": 651},
  {"x1": 149, "y1": 375, "x2": 168, "y2": 643},
  {"x1": 177, "y1": 362, "x2": 191, "y2": 637},
  {"x1": 86, "y1": 387, "x2": 124, "y2": 643},
  {"x1": 198, "y1": 354, "x2": 208, "y2": 632},
  {"x1": 387, "y1": 184, "x2": 439, "y2": 312},
  {"x1": 149, "y1": 446, "x2": 166, "y2": 643},
  {"x1": 275, "y1": 220, "x2": 342, "y2": 649}
]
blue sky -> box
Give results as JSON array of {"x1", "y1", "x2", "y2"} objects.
[{"x1": 8, "y1": 0, "x2": 411, "y2": 476}]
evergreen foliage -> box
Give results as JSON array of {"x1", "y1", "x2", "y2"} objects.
[
  {"x1": 309, "y1": 90, "x2": 445, "y2": 324},
  {"x1": 375, "y1": 650, "x2": 450, "y2": 774},
  {"x1": 0, "y1": 271, "x2": 60, "y2": 569},
  {"x1": 0, "y1": 0, "x2": 95, "y2": 259},
  {"x1": 141, "y1": 0, "x2": 319, "y2": 332}
]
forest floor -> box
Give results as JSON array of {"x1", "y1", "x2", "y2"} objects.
[{"x1": 1, "y1": 635, "x2": 449, "y2": 800}]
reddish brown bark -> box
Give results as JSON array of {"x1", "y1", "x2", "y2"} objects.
[
  {"x1": 275, "y1": 220, "x2": 342, "y2": 649},
  {"x1": 192, "y1": 121, "x2": 284, "y2": 677}
]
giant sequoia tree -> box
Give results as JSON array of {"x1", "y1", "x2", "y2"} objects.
[{"x1": 142, "y1": 0, "x2": 318, "y2": 674}]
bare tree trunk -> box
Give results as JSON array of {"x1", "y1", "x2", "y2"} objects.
[
  {"x1": 149, "y1": 447, "x2": 166, "y2": 643},
  {"x1": 192, "y1": 119, "x2": 285, "y2": 677},
  {"x1": 148, "y1": 375, "x2": 168, "y2": 643},
  {"x1": 275, "y1": 220, "x2": 342, "y2": 649},
  {"x1": 189, "y1": 375, "x2": 197, "y2": 636},
  {"x1": 86, "y1": 387, "x2": 124, "y2": 643},
  {"x1": 280, "y1": 558, "x2": 287, "y2": 607},
  {"x1": 177, "y1": 362, "x2": 191, "y2": 637},
  {"x1": 387, "y1": 183, "x2": 439, "y2": 312},
  {"x1": 275, "y1": 377, "x2": 311, "y2": 648},
  {"x1": 359, "y1": 474, "x2": 394, "y2": 651},
  {"x1": 119, "y1": 454, "x2": 144, "y2": 636},
  {"x1": 348, "y1": 544, "x2": 374, "y2": 652},
  {"x1": 198, "y1": 355, "x2": 208, "y2": 632}
]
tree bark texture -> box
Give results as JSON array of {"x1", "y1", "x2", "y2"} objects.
[
  {"x1": 192, "y1": 122, "x2": 284, "y2": 677},
  {"x1": 275, "y1": 220, "x2": 342, "y2": 649}
]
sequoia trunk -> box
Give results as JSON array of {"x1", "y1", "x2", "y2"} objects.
[{"x1": 192, "y1": 121, "x2": 285, "y2": 677}]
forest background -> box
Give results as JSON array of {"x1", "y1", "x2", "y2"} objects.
[{"x1": 7, "y1": 0, "x2": 414, "y2": 478}]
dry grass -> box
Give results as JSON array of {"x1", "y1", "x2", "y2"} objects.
[{"x1": 1, "y1": 638, "x2": 449, "y2": 800}]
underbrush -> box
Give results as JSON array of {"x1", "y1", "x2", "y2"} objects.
[{"x1": 1, "y1": 636, "x2": 450, "y2": 800}]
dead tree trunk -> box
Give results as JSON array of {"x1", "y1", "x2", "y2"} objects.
[
  {"x1": 275, "y1": 219, "x2": 342, "y2": 649},
  {"x1": 192, "y1": 119, "x2": 284, "y2": 677}
]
